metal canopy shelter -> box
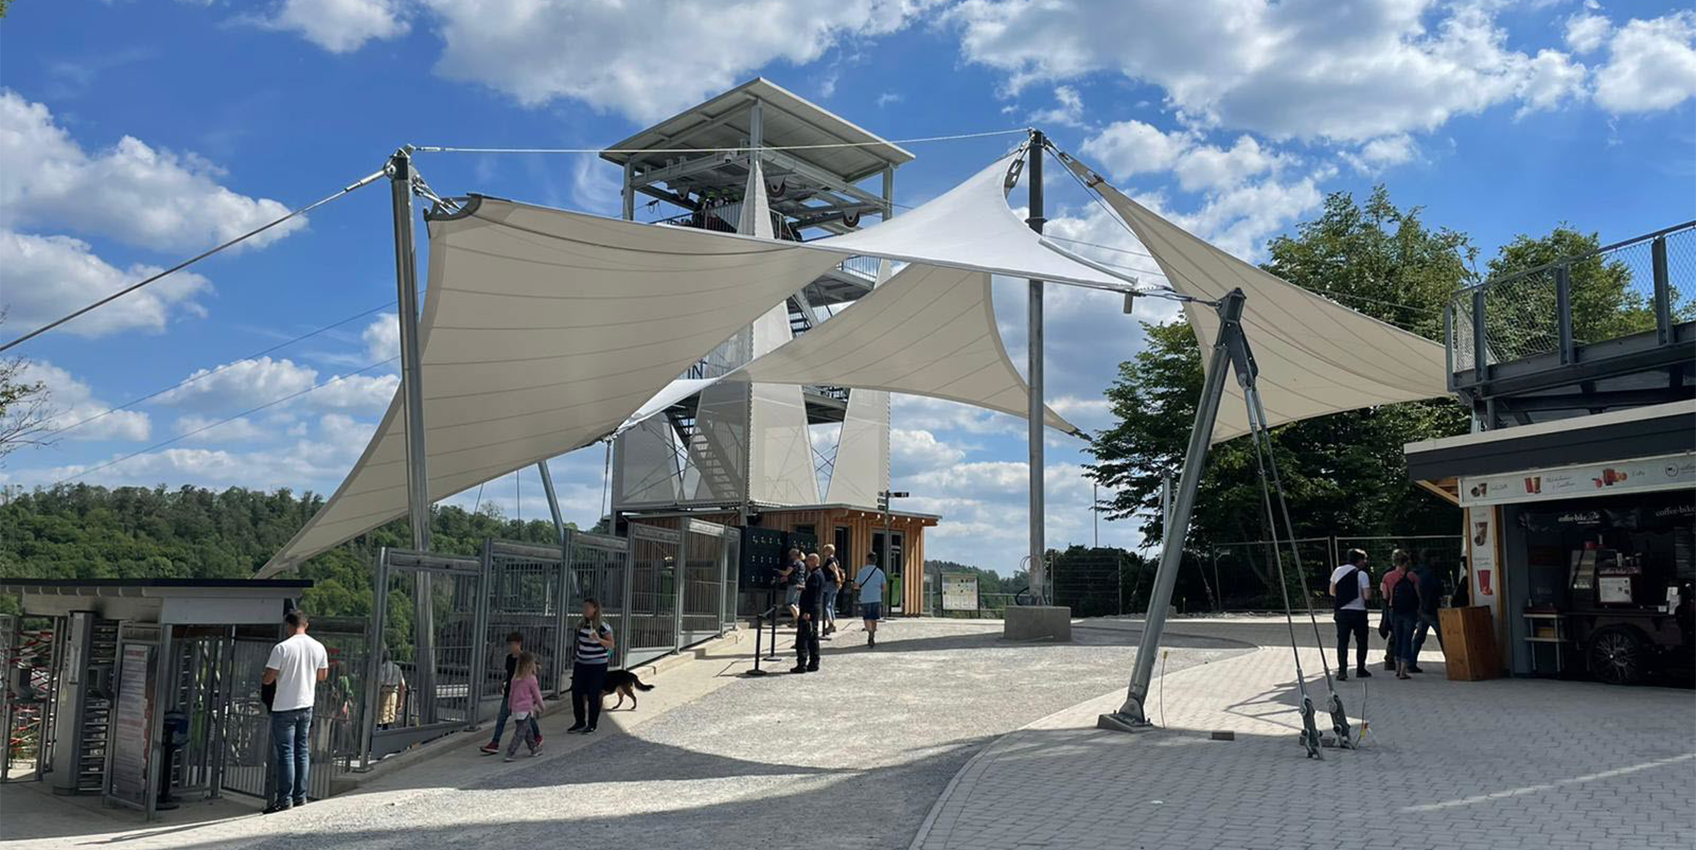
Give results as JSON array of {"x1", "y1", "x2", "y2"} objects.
[{"x1": 0, "y1": 579, "x2": 309, "y2": 821}]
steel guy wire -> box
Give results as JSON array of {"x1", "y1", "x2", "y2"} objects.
[{"x1": 2, "y1": 168, "x2": 390, "y2": 353}]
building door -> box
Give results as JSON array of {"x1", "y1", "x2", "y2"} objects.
[{"x1": 871, "y1": 531, "x2": 906, "y2": 614}]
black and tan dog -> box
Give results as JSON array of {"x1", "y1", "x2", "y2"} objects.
[{"x1": 602, "y1": 669, "x2": 654, "y2": 710}]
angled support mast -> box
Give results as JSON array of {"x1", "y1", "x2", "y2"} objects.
[
  {"x1": 1101, "y1": 288, "x2": 1247, "y2": 730},
  {"x1": 388, "y1": 148, "x2": 432, "y2": 552}
]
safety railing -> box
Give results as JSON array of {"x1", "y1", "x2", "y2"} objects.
[{"x1": 1448, "y1": 221, "x2": 1694, "y2": 378}]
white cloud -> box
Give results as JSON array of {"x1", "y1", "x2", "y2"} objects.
[
  {"x1": 891, "y1": 427, "x2": 967, "y2": 471},
  {"x1": 0, "y1": 230, "x2": 210, "y2": 339},
  {"x1": 1565, "y1": 11, "x2": 1613, "y2": 54},
  {"x1": 1079, "y1": 120, "x2": 1191, "y2": 179},
  {"x1": 154, "y1": 356, "x2": 397, "y2": 416},
  {"x1": 1172, "y1": 135, "x2": 1289, "y2": 193},
  {"x1": 1516, "y1": 49, "x2": 1588, "y2": 115},
  {"x1": 1030, "y1": 85, "x2": 1086, "y2": 128},
  {"x1": 421, "y1": 0, "x2": 929, "y2": 122},
  {"x1": 1593, "y1": 12, "x2": 1696, "y2": 113},
  {"x1": 0, "y1": 90, "x2": 303, "y2": 252},
  {"x1": 1341, "y1": 134, "x2": 1420, "y2": 174},
  {"x1": 362, "y1": 313, "x2": 400, "y2": 362},
  {"x1": 947, "y1": 0, "x2": 1588, "y2": 142},
  {"x1": 18, "y1": 360, "x2": 151, "y2": 442},
  {"x1": 876, "y1": 92, "x2": 904, "y2": 108},
  {"x1": 262, "y1": 0, "x2": 411, "y2": 54},
  {"x1": 570, "y1": 153, "x2": 623, "y2": 215},
  {"x1": 308, "y1": 372, "x2": 399, "y2": 412},
  {"x1": 174, "y1": 414, "x2": 267, "y2": 443}
]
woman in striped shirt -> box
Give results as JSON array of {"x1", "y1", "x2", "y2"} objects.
[{"x1": 569, "y1": 598, "x2": 615, "y2": 734}]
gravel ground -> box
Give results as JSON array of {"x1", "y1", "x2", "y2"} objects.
[{"x1": 7, "y1": 619, "x2": 1250, "y2": 850}]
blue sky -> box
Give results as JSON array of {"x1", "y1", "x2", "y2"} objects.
[{"x1": 1, "y1": 0, "x2": 1692, "y2": 573}]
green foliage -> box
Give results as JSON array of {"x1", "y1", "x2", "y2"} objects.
[
  {"x1": 1087, "y1": 186, "x2": 1473, "y2": 566},
  {"x1": 0, "y1": 484, "x2": 571, "y2": 617}
]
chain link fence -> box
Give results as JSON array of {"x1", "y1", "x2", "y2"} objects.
[{"x1": 1204, "y1": 535, "x2": 1463, "y2": 612}]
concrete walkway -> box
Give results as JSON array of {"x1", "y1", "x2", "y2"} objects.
[
  {"x1": 911, "y1": 623, "x2": 1696, "y2": 850},
  {"x1": 1, "y1": 617, "x2": 1247, "y2": 850}
]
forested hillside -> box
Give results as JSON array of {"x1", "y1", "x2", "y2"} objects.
[{"x1": 0, "y1": 484, "x2": 567, "y2": 616}]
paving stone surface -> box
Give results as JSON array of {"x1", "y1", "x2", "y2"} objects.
[
  {"x1": 910, "y1": 620, "x2": 1696, "y2": 850},
  {"x1": 0, "y1": 617, "x2": 1245, "y2": 850}
]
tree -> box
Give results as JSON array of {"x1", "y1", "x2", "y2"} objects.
[
  {"x1": 1086, "y1": 187, "x2": 1472, "y2": 604},
  {"x1": 0, "y1": 317, "x2": 55, "y2": 464}
]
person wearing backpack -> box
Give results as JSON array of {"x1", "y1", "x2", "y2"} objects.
[
  {"x1": 1381, "y1": 550, "x2": 1423, "y2": 680},
  {"x1": 854, "y1": 550, "x2": 887, "y2": 648},
  {"x1": 1328, "y1": 549, "x2": 1373, "y2": 681}
]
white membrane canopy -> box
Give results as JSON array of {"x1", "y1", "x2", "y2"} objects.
[
  {"x1": 1059, "y1": 155, "x2": 1447, "y2": 442},
  {"x1": 736, "y1": 261, "x2": 1082, "y2": 435},
  {"x1": 814, "y1": 153, "x2": 1126, "y2": 289},
  {"x1": 259, "y1": 150, "x2": 1175, "y2": 572},
  {"x1": 260, "y1": 197, "x2": 842, "y2": 573}
]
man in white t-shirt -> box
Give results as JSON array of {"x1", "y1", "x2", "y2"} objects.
[
  {"x1": 262, "y1": 610, "x2": 328, "y2": 813},
  {"x1": 854, "y1": 551, "x2": 887, "y2": 648},
  {"x1": 1328, "y1": 549, "x2": 1373, "y2": 680}
]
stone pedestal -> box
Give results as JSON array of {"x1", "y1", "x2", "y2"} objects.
[{"x1": 1004, "y1": 606, "x2": 1072, "y2": 642}]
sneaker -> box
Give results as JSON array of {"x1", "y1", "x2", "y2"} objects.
[
  {"x1": 789, "y1": 665, "x2": 809, "y2": 674},
  {"x1": 504, "y1": 755, "x2": 515, "y2": 762},
  {"x1": 869, "y1": 634, "x2": 876, "y2": 648},
  {"x1": 1337, "y1": 671, "x2": 1348, "y2": 682},
  {"x1": 565, "y1": 723, "x2": 585, "y2": 733},
  {"x1": 582, "y1": 726, "x2": 597, "y2": 734},
  {"x1": 1355, "y1": 668, "x2": 1373, "y2": 678},
  {"x1": 532, "y1": 743, "x2": 543, "y2": 755},
  {"x1": 1407, "y1": 665, "x2": 1424, "y2": 674},
  {"x1": 293, "y1": 797, "x2": 308, "y2": 808},
  {"x1": 479, "y1": 742, "x2": 500, "y2": 755},
  {"x1": 806, "y1": 665, "x2": 818, "y2": 673},
  {"x1": 263, "y1": 801, "x2": 292, "y2": 815}
]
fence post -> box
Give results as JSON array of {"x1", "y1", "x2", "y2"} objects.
[
  {"x1": 554, "y1": 531, "x2": 572, "y2": 696},
  {"x1": 1471, "y1": 287, "x2": 1488, "y2": 383},
  {"x1": 359, "y1": 549, "x2": 389, "y2": 771},
  {"x1": 1555, "y1": 265, "x2": 1574, "y2": 364},
  {"x1": 468, "y1": 540, "x2": 493, "y2": 728},
  {"x1": 1653, "y1": 236, "x2": 1672, "y2": 345}
]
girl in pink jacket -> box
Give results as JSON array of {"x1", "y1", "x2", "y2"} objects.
[{"x1": 504, "y1": 652, "x2": 544, "y2": 761}]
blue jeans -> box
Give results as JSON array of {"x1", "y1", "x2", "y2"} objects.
[
  {"x1": 821, "y1": 586, "x2": 840, "y2": 627},
  {"x1": 1390, "y1": 612, "x2": 1420, "y2": 664},
  {"x1": 490, "y1": 694, "x2": 542, "y2": 745},
  {"x1": 1412, "y1": 610, "x2": 1444, "y2": 657},
  {"x1": 270, "y1": 707, "x2": 312, "y2": 805}
]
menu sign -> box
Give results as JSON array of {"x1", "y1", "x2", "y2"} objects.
[
  {"x1": 1460, "y1": 452, "x2": 1696, "y2": 507},
  {"x1": 941, "y1": 573, "x2": 979, "y2": 612},
  {"x1": 108, "y1": 643, "x2": 157, "y2": 808}
]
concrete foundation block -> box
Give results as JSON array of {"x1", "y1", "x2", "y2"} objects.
[{"x1": 1004, "y1": 606, "x2": 1072, "y2": 642}]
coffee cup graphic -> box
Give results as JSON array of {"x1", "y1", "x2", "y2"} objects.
[{"x1": 1478, "y1": 568, "x2": 1493, "y2": 596}]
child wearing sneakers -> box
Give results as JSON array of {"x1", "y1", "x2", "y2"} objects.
[{"x1": 503, "y1": 652, "x2": 544, "y2": 761}]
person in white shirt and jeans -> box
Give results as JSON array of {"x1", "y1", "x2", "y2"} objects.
[
  {"x1": 1328, "y1": 549, "x2": 1374, "y2": 681},
  {"x1": 262, "y1": 610, "x2": 328, "y2": 813}
]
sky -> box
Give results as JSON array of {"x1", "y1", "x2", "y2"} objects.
[{"x1": 1, "y1": 0, "x2": 1693, "y2": 574}]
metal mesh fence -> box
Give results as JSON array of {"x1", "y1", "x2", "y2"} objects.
[
  {"x1": 1480, "y1": 271, "x2": 1561, "y2": 363},
  {"x1": 480, "y1": 540, "x2": 567, "y2": 703},
  {"x1": 1450, "y1": 222, "x2": 1694, "y2": 370},
  {"x1": 1051, "y1": 548, "x2": 1129, "y2": 618},
  {"x1": 1666, "y1": 227, "x2": 1696, "y2": 323}
]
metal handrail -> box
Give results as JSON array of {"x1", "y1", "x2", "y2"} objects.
[{"x1": 1453, "y1": 220, "x2": 1693, "y2": 296}]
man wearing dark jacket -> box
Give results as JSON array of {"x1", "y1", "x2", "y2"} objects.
[{"x1": 791, "y1": 560, "x2": 825, "y2": 673}]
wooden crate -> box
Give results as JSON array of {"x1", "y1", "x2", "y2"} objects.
[{"x1": 1440, "y1": 606, "x2": 1501, "y2": 681}]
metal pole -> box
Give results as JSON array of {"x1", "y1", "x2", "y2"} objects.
[
  {"x1": 389, "y1": 149, "x2": 431, "y2": 552},
  {"x1": 1026, "y1": 130, "x2": 1048, "y2": 603},
  {"x1": 537, "y1": 461, "x2": 566, "y2": 545},
  {"x1": 1652, "y1": 236, "x2": 1672, "y2": 346},
  {"x1": 1103, "y1": 290, "x2": 1246, "y2": 729},
  {"x1": 1092, "y1": 481, "x2": 1099, "y2": 548}
]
